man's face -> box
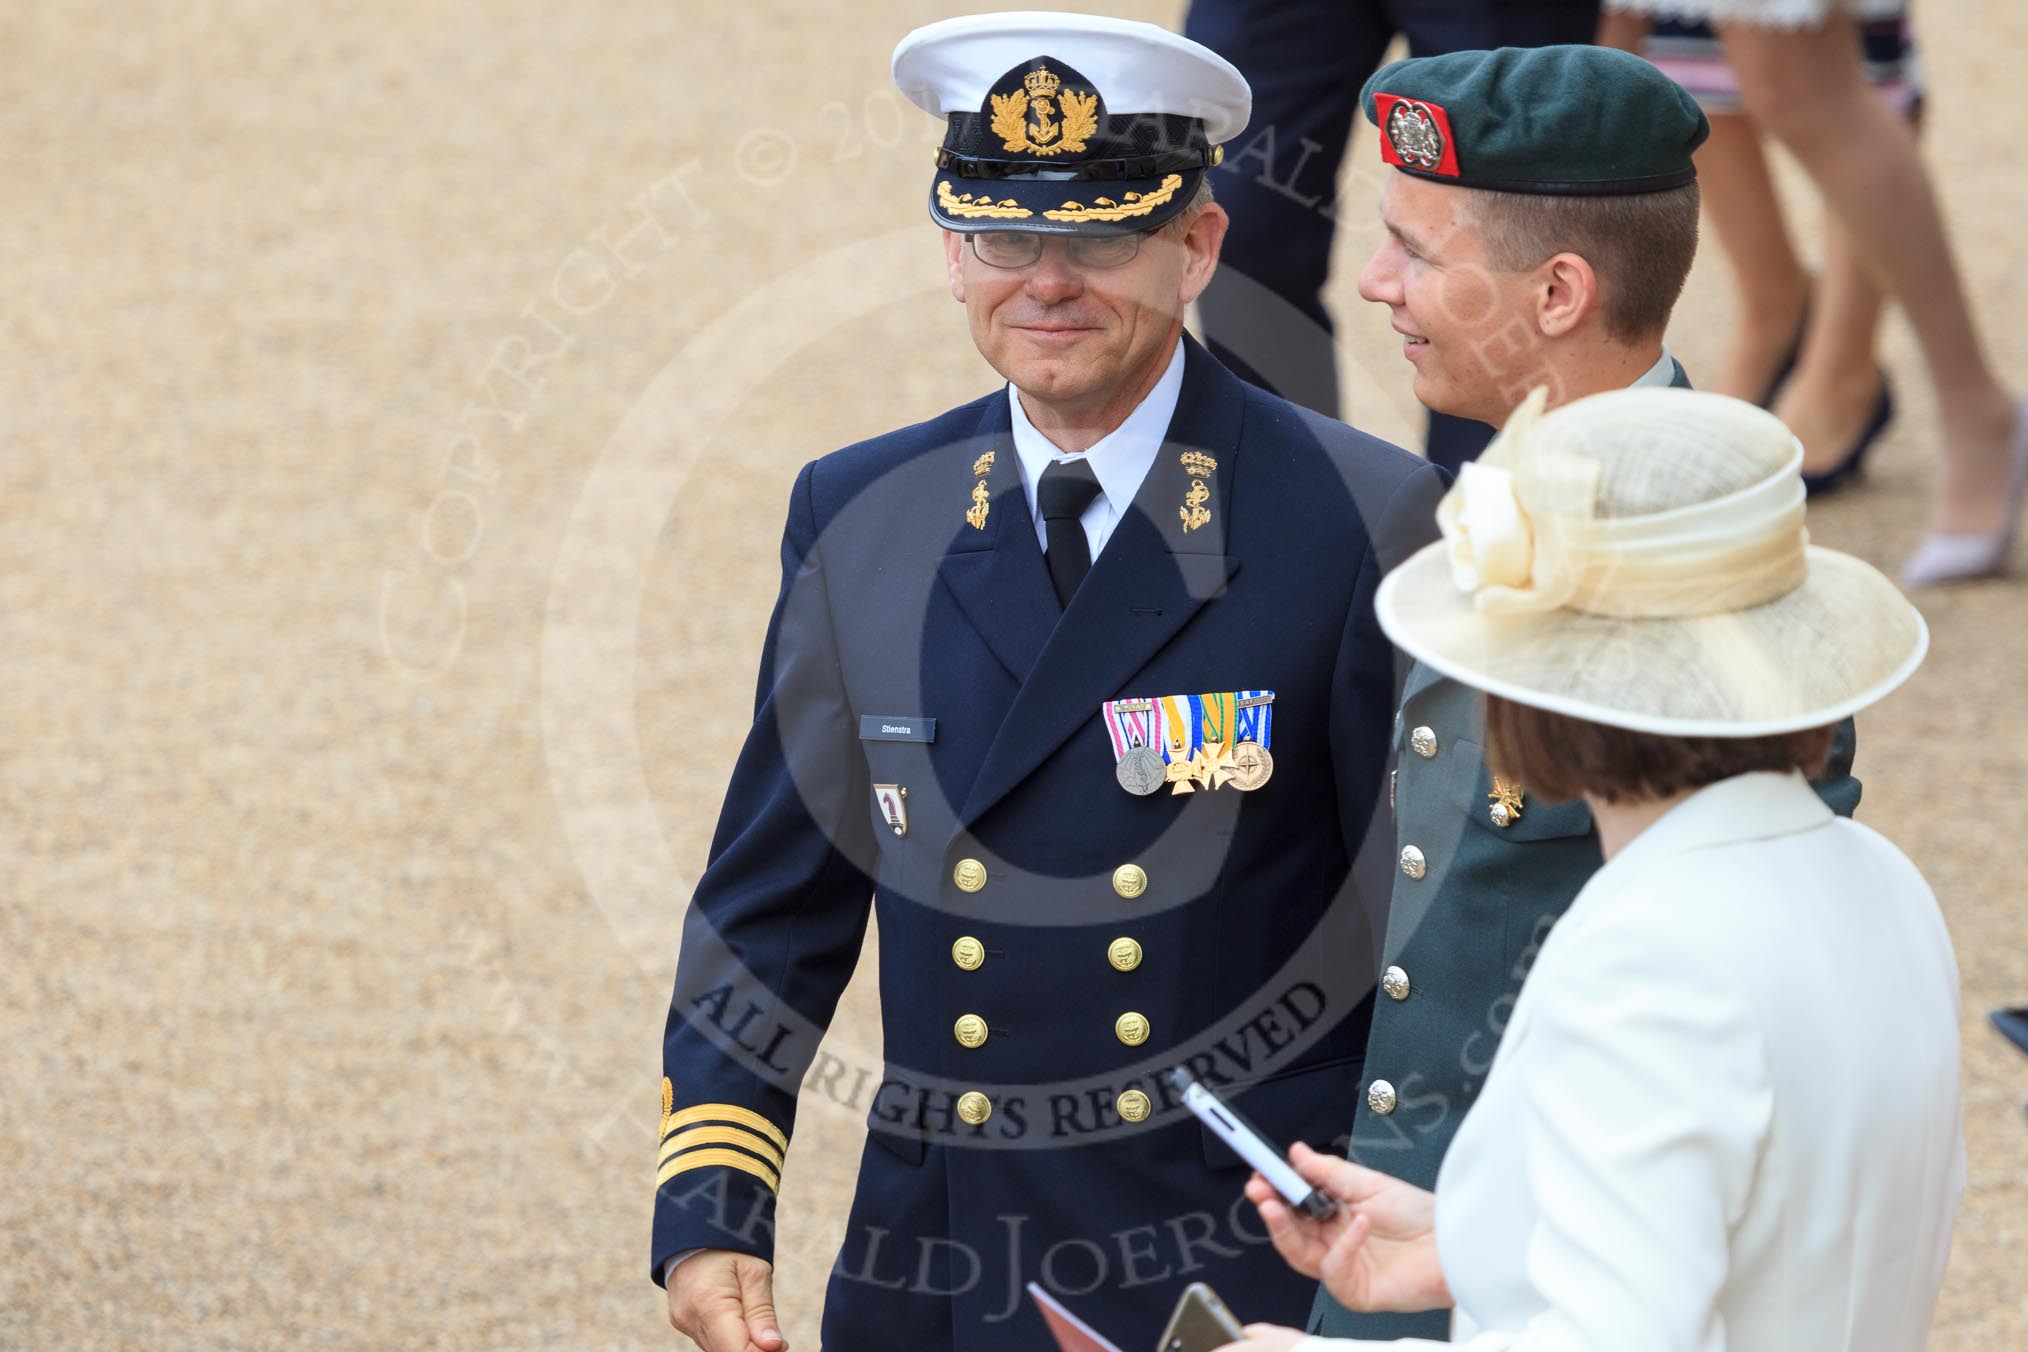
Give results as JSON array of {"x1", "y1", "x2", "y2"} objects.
[
  {"x1": 944, "y1": 204, "x2": 1226, "y2": 410},
  {"x1": 1357, "y1": 173, "x2": 1543, "y2": 425}
]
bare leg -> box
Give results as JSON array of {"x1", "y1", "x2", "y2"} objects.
[
  {"x1": 1774, "y1": 211, "x2": 1889, "y2": 474},
  {"x1": 1721, "y1": 17, "x2": 2018, "y2": 537},
  {"x1": 1690, "y1": 114, "x2": 1812, "y2": 403},
  {"x1": 1594, "y1": 9, "x2": 1652, "y2": 52}
]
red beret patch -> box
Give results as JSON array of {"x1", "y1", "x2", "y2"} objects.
[{"x1": 1374, "y1": 93, "x2": 1460, "y2": 179}]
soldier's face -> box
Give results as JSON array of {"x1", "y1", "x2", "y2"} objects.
[
  {"x1": 1358, "y1": 173, "x2": 1544, "y2": 425},
  {"x1": 944, "y1": 204, "x2": 1226, "y2": 410}
]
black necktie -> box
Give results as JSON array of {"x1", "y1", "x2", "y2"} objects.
[{"x1": 1038, "y1": 457, "x2": 1103, "y2": 608}]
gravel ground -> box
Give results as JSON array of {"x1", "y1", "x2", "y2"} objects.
[{"x1": 1, "y1": 1, "x2": 2022, "y2": 1347}]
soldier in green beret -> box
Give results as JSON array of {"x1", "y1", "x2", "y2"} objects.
[{"x1": 1300, "y1": 45, "x2": 1863, "y2": 1343}]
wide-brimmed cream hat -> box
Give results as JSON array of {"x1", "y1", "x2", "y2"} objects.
[{"x1": 1375, "y1": 386, "x2": 1927, "y2": 737}]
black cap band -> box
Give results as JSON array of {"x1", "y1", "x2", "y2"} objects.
[
  {"x1": 939, "y1": 108, "x2": 1212, "y2": 180},
  {"x1": 935, "y1": 144, "x2": 1216, "y2": 181}
]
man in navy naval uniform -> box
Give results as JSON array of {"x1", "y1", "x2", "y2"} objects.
[
  {"x1": 1288, "y1": 47, "x2": 1862, "y2": 1344},
  {"x1": 653, "y1": 12, "x2": 1447, "y2": 1351}
]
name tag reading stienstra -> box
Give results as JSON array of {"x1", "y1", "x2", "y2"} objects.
[{"x1": 859, "y1": 715, "x2": 937, "y2": 743}]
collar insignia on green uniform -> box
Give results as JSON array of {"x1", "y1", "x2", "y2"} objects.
[{"x1": 1490, "y1": 777, "x2": 1525, "y2": 828}]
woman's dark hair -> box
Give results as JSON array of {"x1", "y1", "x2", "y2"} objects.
[{"x1": 1482, "y1": 695, "x2": 1835, "y2": 805}]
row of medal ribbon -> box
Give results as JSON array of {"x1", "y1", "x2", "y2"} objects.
[{"x1": 1101, "y1": 691, "x2": 1274, "y2": 796}]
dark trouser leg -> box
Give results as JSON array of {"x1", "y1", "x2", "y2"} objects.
[{"x1": 1184, "y1": 0, "x2": 1394, "y2": 419}]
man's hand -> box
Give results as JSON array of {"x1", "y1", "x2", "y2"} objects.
[
  {"x1": 1243, "y1": 1141, "x2": 1450, "y2": 1315},
  {"x1": 665, "y1": 1249, "x2": 787, "y2": 1352}
]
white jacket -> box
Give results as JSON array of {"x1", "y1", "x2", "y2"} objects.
[{"x1": 1299, "y1": 770, "x2": 1964, "y2": 1351}]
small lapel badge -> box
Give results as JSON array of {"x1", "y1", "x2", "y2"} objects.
[
  {"x1": 874, "y1": 783, "x2": 909, "y2": 836},
  {"x1": 966, "y1": 450, "x2": 997, "y2": 530},
  {"x1": 1489, "y1": 777, "x2": 1524, "y2": 829},
  {"x1": 1177, "y1": 450, "x2": 1217, "y2": 533}
]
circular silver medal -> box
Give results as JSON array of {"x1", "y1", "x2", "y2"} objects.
[{"x1": 1115, "y1": 745, "x2": 1166, "y2": 796}]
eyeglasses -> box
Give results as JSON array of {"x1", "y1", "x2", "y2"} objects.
[{"x1": 968, "y1": 228, "x2": 1156, "y2": 271}]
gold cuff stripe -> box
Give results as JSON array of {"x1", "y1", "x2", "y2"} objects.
[
  {"x1": 657, "y1": 1147, "x2": 780, "y2": 1193},
  {"x1": 661, "y1": 1103, "x2": 788, "y2": 1151},
  {"x1": 658, "y1": 1124, "x2": 785, "y2": 1172}
]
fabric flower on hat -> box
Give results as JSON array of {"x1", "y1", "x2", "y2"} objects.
[
  {"x1": 1442, "y1": 462, "x2": 1533, "y2": 592},
  {"x1": 1436, "y1": 387, "x2": 1602, "y2": 615}
]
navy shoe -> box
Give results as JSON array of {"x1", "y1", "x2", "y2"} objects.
[
  {"x1": 1991, "y1": 1006, "x2": 2028, "y2": 1058},
  {"x1": 1802, "y1": 376, "x2": 1894, "y2": 498}
]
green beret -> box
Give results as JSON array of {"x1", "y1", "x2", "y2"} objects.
[{"x1": 1360, "y1": 45, "x2": 1710, "y2": 195}]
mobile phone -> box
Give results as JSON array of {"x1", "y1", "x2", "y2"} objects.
[
  {"x1": 1167, "y1": 1066, "x2": 1340, "y2": 1220},
  {"x1": 1155, "y1": 1281, "x2": 1245, "y2": 1352}
]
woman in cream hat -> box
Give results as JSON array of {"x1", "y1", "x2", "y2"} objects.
[{"x1": 1220, "y1": 387, "x2": 1964, "y2": 1350}]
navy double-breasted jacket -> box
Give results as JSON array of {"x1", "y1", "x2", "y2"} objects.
[{"x1": 653, "y1": 335, "x2": 1446, "y2": 1350}]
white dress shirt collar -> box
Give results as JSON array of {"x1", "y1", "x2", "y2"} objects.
[
  {"x1": 1631, "y1": 343, "x2": 1677, "y2": 390},
  {"x1": 1006, "y1": 338, "x2": 1187, "y2": 557}
]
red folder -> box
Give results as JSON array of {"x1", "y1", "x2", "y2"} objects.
[{"x1": 1027, "y1": 1282, "x2": 1127, "y2": 1352}]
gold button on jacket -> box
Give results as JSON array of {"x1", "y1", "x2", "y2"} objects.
[
  {"x1": 1111, "y1": 863, "x2": 1147, "y2": 899},
  {"x1": 953, "y1": 1014, "x2": 988, "y2": 1048},
  {"x1": 1399, "y1": 845, "x2": 1427, "y2": 880},
  {"x1": 1107, "y1": 937, "x2": 1143, "y2": 972},
  {"x1": 1366, "y1": 1079, "x2": 1398, "y2": 1116},
  {"x1": 953, "y1": 859, "x2": 987, "y2": 893},
  {"x1": 1116, "y1": 1090, "x2": 1151, "y2": 1123},
  {"x1": 1382, "y1": 965, "x2": 1411, "y2": 1001},
  {"x1": 957, "y1": 1091, "x2": 992, "y2": 1125},
  {"x1": 1115, "y1": 1011, "x2": 1150, "y2": 1046},
  {"x1": 951, "y1": 936, "x2": 985, "y2": 970}
]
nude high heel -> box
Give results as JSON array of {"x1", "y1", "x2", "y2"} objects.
[{"x1": 1899, "y1": 400, "x2": 2028, "y2": 589}]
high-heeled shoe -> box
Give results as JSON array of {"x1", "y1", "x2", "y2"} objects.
[
  {"x1": 1801, "y1": 376, "x2": 1893, "y2": 498},
  {"x1": 1899, "y1": 399, "x2": 2028, "y2": 589},
  {"x1": 1993, "y1": 1006, "x2": 2028, "y2": 1058}
]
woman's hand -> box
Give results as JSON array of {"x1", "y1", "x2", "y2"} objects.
[{"x1": 1245, "y1": 1141, "x2": 1451, "y2": 1314}]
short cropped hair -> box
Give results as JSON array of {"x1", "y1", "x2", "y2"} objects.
[
  {"x1": 1482, "y1": 694, "x2": 1833, "y2": 806},
  {"x1": 1165, "y1": 175, "x2": 1216, "y2": 233},
  {"x1": 1461, "y1": 182, "x2": 1700, "y2": 343}
]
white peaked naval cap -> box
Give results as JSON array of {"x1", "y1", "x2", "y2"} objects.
[
  {"x1": 893, "y1": 12, "x2": 1252, "y2": 236},
  {"x1": 893, "y1": 12, "x2": 1252, "y2": 143}
]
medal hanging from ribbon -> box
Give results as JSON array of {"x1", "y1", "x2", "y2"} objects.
[
  {"x1": 1105, "y1": 698, "x2": 1166, "y2": 796},
  {"x1": 1100, "y1": 690, "x2": 1275, "y2": 796},
  {"x1": 1228, "y1": 690, "x2": 1275, "y2": 791}
]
